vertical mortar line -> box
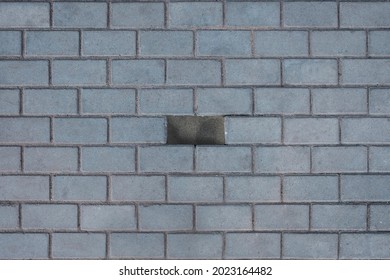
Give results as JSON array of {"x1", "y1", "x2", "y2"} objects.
[
  {"x1": 365, "y1": 29, "x2": 369, "y2": 58},
  {"x1": 135, "y1": 88, "x2": 140, "y2": 116},
  {"x1": 338, "y1": 117, "x2": 342, "y2": 144},
  {"x1": 77, "y1": 204, "x2": 81, "y2": 230},
  {"x1": 337, "y1": 232, "x2": 340, "y2": 260},
  {"x1": 50, "y1": 1, "x2": 54, "y2": 28},
  {"x1": 309, "y1": 146, "x2": 313, "y2": 173},
  {"x1": 308, "y1": 203, "x2": 312, "y2": 230},
  {"x1": 280, "y1": 174, "x2": 284, "y2": 203},
  {"x1": 337, "y1": 58, "x2": 341, "y2": 86},
  {"x1": 135, "y1": 145, "x2": 139, "y2": 173},
  {"x1": 164, "y1": 233, "x2": 168, "y2": 259},
  {"x1": 107, "y1": 117, "x2": 111, "y2": 144},
  {"x1": 192, "y1": 204, "x2": 196, "y2": 231},
  {"x1": 280, "y1": 232, "x2": 283, "y2": 259},
  {"x1": 18, "y1": 203, "x2": 22, "y2": 228},
  {"x1": 165, "y1": 175, "x2": 168, "y2": 202},
  {"x1": 222, "y1": 0, "x2": 226, "y2": 26},
  {"x1": 106, "y1": 175, "x2": 111, "y2": 202},
  {"x1": 337, "y1": 174, "x2": 341, "y2": 202},
  {"x1": 251, "y1": 145, "x2": 255, "y2": 174},
  {"x1": 107, "y1": 1, "x2": 111, "y2": 29},
  {"x1": 279, "y1": 0, "x2": 283, "y2": 28},
  {"x1": 48, "y1": 59, "x2": 53, "y2": 86},
  {"x1": 309, "y1": 88, "x2": 313, "y2": 115},
  {"x1": 366, "y1": 146, "x2": 370, "y2": 172},
  {"x1": 251, "y1": 203, "x2": 255, "y2": 231},
  {"x1": 164, "y1": 0, "x2": 169, "y2": 29},
  {"x1": 19, "y1": 88, "x2": 23, "y2": 115},
  {"x1": 136, "y1": 30, "x2": 140, "y2": 58},
  {"x1": 21, "y1": 30, "x2": 26, "y2": 58},
  {"x1": 281, "y1": 116, "x2": 284, "y2": 145},
  {"x1": 336, "y1": 0, "x2": 340, "y2": 29},
  {"x1": 164, "y1": 59, "x2": 168, "y2": 85},
  {"x1": 77, "y1": 88, "x2": 82, "y2": 115},
  {"x1": 280, "y1": 59, "x2": 284, "y2": 87},
  {"x1": 79, "y1": 30, "x2": 83, "y2": 57},
  {"x1": 20, "y1": 146, "x2": 24, "y2": 172},
  {"x1": 193, "y1": 145, "x2": 196, "y2": 172},
  {"x1": 49, "y1": 117, "x2": 54, "y2": 143},
  {"x1": 192, "y1": 30, "x2": 197, "y2": 58},
  {"x1": 49, "y1": 175, "x2": 53, "y2": 201},
  {"x1": 106, "y1": 59, "x2": 112, "y2": 86},
  {"x1": 250, "y1": 30, "x2": 255, "y2": 57},
  {"x1": 366, "y1": 203, "x2": 370, "y2": 231},
  {"x1": 135, "y1": 203, "x2": 140, "y2": 231},
  {"x1": 221, "y1": 58, "x2": 225, "y2": 86},
  {"x1": 77, "y1": 146, "x2": 82, "y2": 172},
  {"x1": 193, "y1": 88, "x2": 197, "y2": 115},
  {"x1": 251, "y1": 87, "x2": 255, "y2": 116},
  {"x1": 366, "y1": 87, "x2": 370, "y2": 115},
  {"x1": 222, "y1": 176, "x2": 226, "y2": 203},
  {"x1": 222, "y1": 232, "x2": 226, "y2": 260},
  {"x1": 308, "y1": 31, "x2": 311, "y2": 57},
  {"x1": 106, "y1": 232, "x2": 110, "y2": 259},
  {"x1": 48, "y1": 233, "x2": 53, "y2": 259}
]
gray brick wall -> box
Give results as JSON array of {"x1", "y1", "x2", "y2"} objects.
[{"x1": 0, "y1": 0, "x2": 390, "y2": 260}]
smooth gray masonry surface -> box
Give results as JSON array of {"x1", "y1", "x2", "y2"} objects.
[{"x1": 0, "y1": 0, "x2": 390, "y2": 259}]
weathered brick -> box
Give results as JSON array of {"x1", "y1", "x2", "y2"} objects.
[
  {"x1": 112, "y1": 60, "x2": 164, "y2": 85},
  {"x1": 255, "y1": 205, "x2": 309, "y2": 230},
  {"x1": 82, "y1": 147, "x2": 135, "y2": 172},
  {"x1": 169, "y1": 2, "x2": 222, "y2": 27},
  {"x1": 341, "y1": 175, "x2": 390, "y2": 202},
  {"x1": 81, "y1": 205, "x2": 136, "y2": 230},
  {"x1": 369, "y1": 147, "x2": 390, "y2": 172},
  {"x1": 111, "y1": 233, "x2": 164, "y2": 259},
  {"x1": 0, "y1": 205, "x2": 18, "y2": 229},
  {"x1": 370, "y1": 205, "x2": 390, "y2": 231},
  {"x1": 196, "y1": 205, "x2": 252, "y2": 230},
  {"x1": 24, "y1": 147, "x2": 78, "y2": 172},
  {"x1": 283, "y1": 234, "x2": 338, "y2": 259},
  {"x1": 0, "y1": 3, "x2": 49, "y2": 28},
  {"x1": 0, "y1": 233, "x2": 48, "y2": 259},
  {"x1": 369, "y1": 31, "x2": 390, "y2": 56},
  {"x1": 341, "y1": 3, "x2": 390, "y2": 27},
  {"x1": 340, "y1": 234, "x2": 390, "y2": 259},
  {"x1": 0, "y1": 147, "x2": 20, "y2": 172},
  {"x1": 140, "y1": 31, "x2": 193, "y2": 57},
  {"x1": 112, "y1": 3, "x2": 164, "y2": 28},
  {"x1": 0, "y1": 31, "x2": 21, "y2": 56},
  {"x1": 226, "y1": 2, "x2": 279, "y2": 27},
  {"x1": 311, "y1": 31, "x2": 366, "y2": 56},
  {"x1": 26, "y1": 31, "x2": 79, "y2": 56},
  {"x1": 341, "y1": 118, "x2": 390, "y2": 143},
  {"x1": 0, "y1": 176, "x2": 49, "y2": 201},
  {"x1": 83, "y1": 31, "x2": 135, "y2": 56},
  {"x1": 284, "y1": 2, "x2": 337, "y2": 27},
  {"x1": 54, "y1": 118, "x2": 107, "y2": 144},
  {"x1": 341, "y1": 60, "x2": 390, "y2": 85},
  {"x1": 167, "y1": 234, "x2": 222, "y2": 259},
  {"x1": 22, "y1": 204, "x2": 77, "y2": 229},
  {"x1": 24, "y1": 89, "x2": 77, "y2": 115},
  {"x1": 370, "y1": 89, "x2": 390, "y2": 115},
  {"x1": 167, "y1": 60, "x2": 221, "y2": 85},
  {"x1": 0, "y1": 61, "x2": 48, "y2": 86},
  {"x1": 255, "y1": 31, "x2": 308, "y2": 57},
  {"x1": 0, "y1": 90, "x2": 19, "y2": 115},
  {"x1": 53, "y1": 176, "x2": 107, "y2": 201},
  {"x1": 0, "y1": 118, "x2": 49, "y2": 143},
  {"x1": 54, "y1": 3, "x2": 107, "y2": 28}
]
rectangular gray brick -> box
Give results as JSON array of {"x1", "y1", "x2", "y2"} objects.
[
  {"x1": 52, "y1": 233, "x2": 106, "y2": 259},
  {"x1": 83, "y1": 31, "x2": 135, "y2": 56},
  {"x1": 0, "y1": 147, "x2": 20, "y2": 172},
  {"x1": 312, "y1": 88, "x2": 367, "y2": 115},
  {"x1": 139, "y1": 146, "x2": 193, "y2": 173},
  {"x1": 0, "y1": 3, "x2": 49, "y2": 28},
  {"x1": 24, "y1": 147, "x2": 78, "y2": 172},
  {"x1": 111, "y1": 176, "x2": 165, "y2": 202},
  {"x1": 0, "y1": 176, "x2": 49, "y2": 201},
  {"x1": 197, "y1": 31, "x2": 251, "y2": 57},
  {"x1": 283, "y1": 234, "x2": 338, "y2": 259},
  {"x1": 54, "y1": 118, "x2": 107, "y2": 144},
  {"x1": 26, "y1": 31, "x2": 79, "y2": 56},
  {"x1": 169, "y1": 2, "x2": 222, "y2": 27},
  {"x1": 54, "y1": 3, "x2": 107, "y2": 28},
  {"x1": 81, "y1": 89, "x2": 135, "y2": 115},
  {"x1": 0, "y1": 205, "x2": 18, "y2": 229},
  {"x1": 22, "y1": 204, "x2": 77, "y2": 230},
  {"x1": 284, "y1": 118, "x2": 339, "y2": 144},
  {"x1": 0, "y1": 118, "x2": 49, "y2": 143},
  {"x1": 53, "y1": 176, "x2": 107, "y2": 202},
  {"x1": 283, "y1": 176, "x2": 339, "y2": 202},
  {"x1": 340, "y1": 234, "x2": 390, "y2": 259},
  {"x1": 255, "y1": 88, "x2": 310, "y2": 115},
  {"x1": 81, "y1": 205, "x2": 136, "y2": 230},
  {"x1": 168, "y1": 176, "x2": 223, "y2": 203},
  {"x1": 341, "y1": 175, "x2": 390, "y2": 202},
  {"x1": 255, "y1": 205, "x2": 309, "y2": 230},
  {"x1": 139, "y1": 205, "x2": 193, "y2": 231},
  {"x1": 112, "y1": 60, "x2": 164, "y2": 85},
  {"x1": 24, "y1": 89, "x2": 77, "y2": 115},
  {"x1": 0, "y1": 90, "x2": 19, "y2": 115},
  {"x1": 82, "y1": 147, "x2": 135, "y2": 172},
  {"x1": 255, "y1": 31, "x2": 308, "y2": 57},
  {"x1": 167, "y1": 234, "x2": 222, "y2": 259},
  {"x1": 0, "y1": 31, "x2": 21, "y2": 56},
  {"x1": 196, "y1": 205, "x2": 252, "y2": 230},
  {"x1": 167, "y1": 60, "x2": 221, "y2": 85},
  {"x1": 225, "y1": 117, "x2": 281, "y2": 144},
  {"x1": 226, "y1": 2, "x2": 279, "y2": 27},
  {"x1": 0, "y1": 61, "x2": 48, "y2": 86},
  {"x1": 111, "y1": 117, "x2": 165, "y2": 144},
  {"x1": 196, "y1": 146, "x2": 252, "y2": 173},
  {"x1": 284, "y1": 59, "x2": 338, "y2": 85},
  {"x1": 225, "y1": 59, "x2": 280, "y2": 85},
  {"x1": 52, "y1": 60, "x2": 106, "y2": 86},
  {"x1": 255, "y1": 147, "x2": 310, "y2": 173},
  {"x1": 369, "y1": 31, "x2": 390, "y2": 56},
  {"x1": 341, "y1": 59, "x2": 390, "y2": 85},
  {"x1": 226, "y1": 233, "x2": 280, "y2": 259},
  {"x1": 140, "y1": 31, "x2": 193, "y2": 57},
  {"x1": 111, "y1": 233, "x2": 164, "y2": 259},
  {"x1": 341, "y1": 3, "x2": 390, "y2": 27},
  {"x1": 370, "y1": 89, "x2": 390, "y2": 115},
  {"x1": 370, "y1": 205, "x2": 390, "y2": 231},
  {"x1": 312, "y1": 147, "x2": 367, "y2": 173},
  {"x1": 0, "y1": 233, "x2": 48, "y2": 259},
  {"x1": 284, "y1": 2, "x2": 337, "y2": 27},
  {"x1": 369, "y1": 147, "x2": 390, "y2": 172},
  {"x1": 112, "y1": 3, "x2": 164, "y2": 28},
  {"x1": 341, "y1": 118, "x2": 390, "y2": 143}
]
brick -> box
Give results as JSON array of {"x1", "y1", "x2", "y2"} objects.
[
  {"x1": 226, "y1": 2, "x2": 279, "y2": 27},
  {"x1": 369, "y1": 147, "x2": 390, "y2": 172},
  {"x1": 140, "y1": 31, "x2": 193, "y2": 56},
  {"x1": 111, "y1": 176, "x2": 165, "y2": 202},
  {"x1": 255, "y1": 88, "x2": 310, "y2": 115},
  {"x1": 283, "y1": 234, "x2": 338, "y2": 259},
  {"x1": 169, "y1": 2, "x2": 222, "y2": 27},
  {"x1": 284, "y1": 2, "x2": 337, "y2": 27},
  {"x1": 81, "y1": 89, "x2": 135, "y2": 115},
  {"x1": 26, "y1": 31, "x2": 79, "y2": 56},
  {"x1": 370, "y1": 205, "x2": 390, "y2": 231},
  {"x1": 197, "y1": 31, "x2": 251, "y2": 57},
  {"x1": 112, "y1": 60, "x2": 164, "y2": 85},
  {"x1": 168, "y1": 176, "x2": 223, "y2": 203},
  {"x1": 311, "y1": 31, "x2": 366, "y2": 57},
  {"x1": 225, "y1": 59, "x2": 280, "y2": 85},
  {"x1": 0, "y1": 234, "x2": 48, "y2": 259},
  {"x1": 24, "y1": 89, "x2": 77, "y2": 115},
  {"x1": 255, "y1": 205, "x2": 309, "y2": 230},
  {"x1": 225, "y1": 233, "x2": 280, "y2": 259},
  {"x1": 0, "y1": 3, "x2": 49, "y2": 28},
  {"x1": 255, "y1": 31, "x2": 308, "y2": 57},
  {"x1": 139, "y1": 205, "x2": 193, "y2": 231},
  {"x1": 54, "y1": 3, "x2": 107, "y2": 28},
  {"x1": 111, "y1": 117, "x2": 165, "y2": 143},
  {"x1": 341, "y1": 59, "x2": 390, "y2": 85},
  {"x1": 0, "y1": 90, "x2": 19, "y2": 115},
  {"x1": 82, "y1": 147, "x2": 135, "y2": 172},
  {"x1": 22, "y1": 204, "x2": 77, "y2": 230},
  {"x1": 0, "y1": 205, "x2": 18, "y2": 229},
  {"x1": 54, "y1": 118, "x2": 107, "y2": 144},
  {"x1": 0, "y1": 61, "x2": 48, "y2": 86},
  {"x1": 283, "y1": 176, "x2": 338, "y2": 202},
  {"x1": 284, "y1": 118, "x2": 339, "y2": 144},
  {"x1": 284, "y1": 59, "x2": 338, "y2": 85},
  {"x1": 255, "y1": 147, "x2": 310, "y2": 173},
  {"x1": 341, "y1": 118, "x2": 390, "y2": 143},
  {"x1": 0, "y1": 118, "x2": 49, "y2": 143},
  {"x1": 52, "y1": 60, "x2": 106, "y2": 86},
  {"x1": 0, "y1": 147, "x2": 20, "y2": 172},
  {"x1": 139, "y1": 146, "x2": 193, "y2": 173},
  {"x1": 139, "y1": 89, "x2": 193, "y2": 115},
  {"x1": 196, "y1": 205, "x2": 252, "y2": 231},
  {"x1": 111, "y1": 233, "x2": 164, "y2": 259},
  {"x1": 0, "y1": 31, "x2": 21, "y2": 55},
  {"x1": 196, "y1": 146, "x2": 252, "y2": 173},
  {"x1": 53, "y1": 176, "x2": 107, "y2": 201},
  {"x1": 312, "y1": 88, "x2": 367, "y2": 115},
  {"x1": 24, "y1": 147, "x2": 78, "y2": 172},
  {"x1": 370, "y1": 89, "x2": 390, "y2": 115},
  {"x1": 341, "y1": 175, "x2": 390, "y2": 202},
  {"x1": 81, "y1": 205, "x2": 136, "y2": 230},
  {"x1": 369, "y1": 31, "x2": 390, "y2": 56},
  {"x1": 225, "y1": 176, "x2": 281, "y2": 202},
  {"x1": 83, "y1": 31, "x2": 135, "y2": 56},
  {"x1": 167, "y1": 60, "x2": 221, "y2": 85},
  {"x1": 167, "y1": 234, "x2": 222, "y2": 259},
  {"x1": 112, "y1": 3, "x2": 164, "y2": 28},
  {"x1": 0, "y1": 176, "x2": 49, "y2": 201},
  {"x1": 340, "y1": 234, "x2": 390, "y2": 259},
  {"x1": 52, "y1": 233, "x2": 106, "y2": 259},
  {"x1": 341, "y1": 3, "x2": 390, "y2": 27},
  {"x1": 225, "y1": 117, "x2": 281, "y2": 144}
]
